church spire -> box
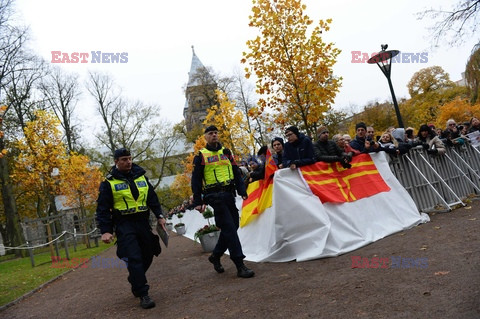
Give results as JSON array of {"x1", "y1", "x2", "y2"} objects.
[{"x1": 187, "y1": 45, "x2": 206, "y2": 87}]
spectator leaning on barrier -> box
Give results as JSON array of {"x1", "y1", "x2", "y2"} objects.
[
  {"x1": 271, "y1": 137, "x2": 284, "y2": 168},
  {"x1": 282, "y1": 126, "x2": 315, "y2": 170},
  {"x1": 313, "y1": 126, "x2": 352, "y2": 168},
  {"x1": 350, "y1": 122, "x2": 381, "y2": 153},
  {"x1": 391, "y1": 128, "x2": 414, "y2": 155},
  {"x1": 366, "y1": 126, "x2": 375, "y2": 141},
  {"x1": 95, "y1": 148, "x2": 166, "y2": 309},
  {"x1": 443, "y1": 119, "x2": 465, "y2": 146},
  {"x1": 415, "y1": 124, "x2": 446, "y2": 155},
  {"x1": 378, "y1": 131, "x2": 400, "y2": 155},
  {"x1": 468, "y1": 117, "x2": 480, "y2": 133},
  {"x1": 333, "y1": 134, "x2": 359, "y2": 158},
  {"x1": 247, "y1": 155, "x2": 264, "y2": 183}
]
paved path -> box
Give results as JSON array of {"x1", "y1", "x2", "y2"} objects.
[{"x1": 2, "y1": 201, "x2": 480, "y2": 319}]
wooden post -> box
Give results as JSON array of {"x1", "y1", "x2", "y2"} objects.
[
  {"x1": 63, "y1": 233, "x2": 70, "y2": 260},
  {"x1": 73, "y1": 228, "x2": 77, "y2": 252},
  {"x1": 46, "y1": 222, "x2": 55, "y2": 258},
  {"x1": 27, "y1": 242, "x2": 35, "y2": 268},
  {"x1": 83, "y1": 223, "x2": 91, "y2": 249}
]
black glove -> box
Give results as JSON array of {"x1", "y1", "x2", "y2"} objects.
[
  {"x1": 426, "y1": 148, "x2": 438, "y2": 155},
  {"x1": 422, "y1": 143, "x2": 429, "y2": 150}
]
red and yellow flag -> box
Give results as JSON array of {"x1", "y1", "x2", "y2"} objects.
[
  {"x1": 300, "y1": 153, "x2": 390, "y2": 203},
  {"x1": 240, "y1": 149, "x2": 277, "y2": 227}
]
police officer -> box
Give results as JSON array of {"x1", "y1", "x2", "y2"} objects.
[
  {"x1": 191, "y1": 125, "x2": 255, "y2": 278},
  {"x1": 96, "y1": 148, "x2": 166, "y2": 309}
]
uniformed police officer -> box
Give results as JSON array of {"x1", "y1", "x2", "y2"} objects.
[
  {"x1": 191, "y1": 125, "x2": 255, "y2": 278},
  {"x1": 96, "y1": 148, "x2": 166, "y2": 309}
]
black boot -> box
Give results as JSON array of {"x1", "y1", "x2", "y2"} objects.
[
  {"x1": 139, "y1": 295, "x2": 155, "y2": 309},
  {"x1": 237, "y1": 263, "x2": 255, "y2": 278},
  {"x1": 208, "y1": 254, "x2": 225, "y2": 273}
]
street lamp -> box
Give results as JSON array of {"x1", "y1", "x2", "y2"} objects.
[{"x1": 367, "y1": 44, "x2": 404, "y2": 128}]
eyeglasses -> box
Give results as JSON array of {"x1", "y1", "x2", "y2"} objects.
[
  {"x1": 285, "y1": 133, "x2": 293, "y2": 137},
  {"x1": 448, "y1": 123, "x2": 456, "y2": 126}
]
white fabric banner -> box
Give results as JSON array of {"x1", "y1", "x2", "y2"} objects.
[{"x1": 172, "y1": 152, "x2": 430, "y2": 262}]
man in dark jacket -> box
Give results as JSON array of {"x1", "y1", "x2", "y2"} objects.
[
  {"x1": 96, "y1": 148, "x2": 166, "y2": 309},
  {"x1": 191, "y1": 125, "x2": 254, "y2": 278},
  {"x1": 282, "y1": 126, "x2": 315, "y2": 169},
  {"x1": 350, "y1": 122, "x2": 381, "y2": 153},
  {"x1": 313, "y1": 126, "x2": 352, "y2": 168}
]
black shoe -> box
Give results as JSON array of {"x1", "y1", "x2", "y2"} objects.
[
  {"x1": 208, "y1": 254, "x2": 225, "y2": 273},
  {"x1": 139, "y1": 295, "x2": 156, "y2": 309},
  {"x1": 237, "y1": 264, "x2": 255, "y2": 278}
]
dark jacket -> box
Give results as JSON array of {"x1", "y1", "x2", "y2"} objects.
[
  {"x1": 350, "y1": 136, "x2": 380, "y2": 153},
  {"x1": 96, "y1": 163, "x2": 163, "y2": 234},
  {"x1": 191, "y1": 142, "x2": 247, "y2": 206},
  {"x1": 272, "y1": 152, "x2": 283, "y2": 167},
  {"x1": 249, "y1": 164, "x2": 265, "y2": 182},
  {"x1": 282, "y1": 134, "x2": 315, "y2": 167},
  {"x1": 313, "y1": 140, "x2": 345, "y2": 162}
]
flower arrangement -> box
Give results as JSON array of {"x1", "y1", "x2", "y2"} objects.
[
  {"x1": 175, "y1": 213, "x2": 184, "y2": 228},
  {"x1": 194, "y1": 224, "x2": 220, "y2": 241},
  {"x1": 193, "y1": 207, "x2": 219, "y2": 241}
]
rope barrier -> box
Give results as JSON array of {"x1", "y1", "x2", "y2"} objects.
[
  {"x1": 65, "y1": 227, "x2": 98, "y2": 236},
  {"x1": 3, "y1": 231, "x2": 67, "y2": 250},
  {"x1": 2, "y1": 227, "x2": 99, "y2": 251}
]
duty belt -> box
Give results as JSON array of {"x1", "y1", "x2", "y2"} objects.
[
  {"x1": 204, "y1": 181, "x2": 234, "y2": 194},
  {"x1": 118, "y1": 206, "x2": 149, "y2": 215}
]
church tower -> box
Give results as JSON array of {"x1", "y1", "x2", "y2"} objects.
[{"x1": 183, "y1": 46, "x2": 218, "y2": 132}]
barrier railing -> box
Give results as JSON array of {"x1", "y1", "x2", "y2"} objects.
[{"x1": 388, "y1": 144, "x2": 480, "y2": 213}]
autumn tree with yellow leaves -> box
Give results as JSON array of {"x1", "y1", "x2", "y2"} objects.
[
  {"x1": 13, "y1": 110, "x2": 67, "y2": 218},
  {"x1": 60, "y1": 154, "x2": 103, "y2": 219},
  {"x1": 242, "y1": 0, "x2": 341, "y2": 137},
  {"x1": 204, "y1": 90, "x2": 254, "y2": 157},
  {"x1": 169, "y1": 135, "x2": 206, "y2": 207},
  {"x1": 435, "y1": 98, "x2": 480, "y2": 129},
  {"x1": 402, "y1": 66, "x2": 468, "y2": 128},
  {"x1": 13, "y1": 110, "x2": 102, "y2": 220}
]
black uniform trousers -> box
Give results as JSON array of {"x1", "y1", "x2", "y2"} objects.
[
  {"x1": 115, "y1": 216, "x2": 155, "y2": 297},
  {"x1": 204, "y1": 191, "x2": 245, "y2": 264}
]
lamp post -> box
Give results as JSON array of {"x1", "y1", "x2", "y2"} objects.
[{"x1": 367, "y1": 44, "x2": 404, "y2": 128}]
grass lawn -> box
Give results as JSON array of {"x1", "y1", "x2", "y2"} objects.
[{"x1": 0, "y1": 242, "x2": 111, "y2": 307}]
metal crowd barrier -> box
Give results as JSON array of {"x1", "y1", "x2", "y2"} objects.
[{"x1": 388, "y1": 144, "x2": 480, "y2": 213}]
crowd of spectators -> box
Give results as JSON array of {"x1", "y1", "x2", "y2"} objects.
[{"x1": 235, "y1": 117, "x2": 480, "y2": 187}]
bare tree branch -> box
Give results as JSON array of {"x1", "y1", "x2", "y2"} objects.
[{"x1": 419, "y1": 0, "x2": 480, "y2": 46}]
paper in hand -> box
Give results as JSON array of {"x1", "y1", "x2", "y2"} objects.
[{"x1": 156, "y1": 224, "x2": 169, "y2": 248}]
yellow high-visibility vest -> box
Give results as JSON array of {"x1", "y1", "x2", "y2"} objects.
[
  {"x1": 107, "y1": 175, "x2": 149, "y2": 215},
  {"x1": 200, "y1": 147, "x2": 234, "y2": 188}
]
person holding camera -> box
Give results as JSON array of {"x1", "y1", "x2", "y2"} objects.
[
  {"x1": 350, "y1": 122, "x2": 381, "y2": 153},
  {"x1": 415, "y1": 124, "x2": 446, "y2": 155},
  {"x1": 313, "y1": 126, "x2": 352, "y2": 168},
  {"x1": 443, "y1": 119, "x2": 465, "y2": 146}
]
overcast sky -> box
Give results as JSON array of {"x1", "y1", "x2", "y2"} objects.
[{"x1": 13, "y1": 0, "x2": 480, "y2": 133}]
